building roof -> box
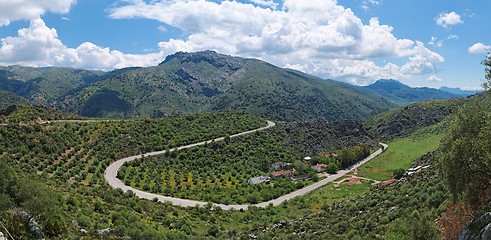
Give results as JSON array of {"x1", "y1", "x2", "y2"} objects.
[
  {"x1": 312, "y1": 164, "x2": 327, "y2": 168},
  {"x1": 383, "y1": 179, "x2": 397, "y2": 186},
  {"x1": 271, "y1": 170, "x2": 292, "y2": 177},
  {"x1": 272, "y1": 162, "x2": 287, "y2": 167},
  {"x1": 248, "y1": 176, "x2": 270, "y2": 184}
]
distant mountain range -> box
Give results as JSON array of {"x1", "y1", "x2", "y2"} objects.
[
  {"x1": 360, "y1": 79, "x2": 475, "y2": 105},
  {"x1": 0, "y1": 51, "x2": 478, "y2": 121},
  {"x1": 55, "y1": 51, "x2": 395, "y2": 121},
  {"x1": 438, "y1": 86, "x2": 483, "y2": 97}
]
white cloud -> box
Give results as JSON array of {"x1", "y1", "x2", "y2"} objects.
[
  {"x1": 468, "y1": 43, "x2": 491, "y2": 55},
  {"x1": 0, "y1": 1, "x2": 444, "y2": 85},
  {"x1": 435, "y1": 11, "x2": 463, "y2": 28},
  {"x1": 0, "y1": 19, "x2": 164, "y2": 70},
  {"x1": 107, "y1": 0, "x2": 443, "y2": 83},
  {"x1": 462, "y1": 86, "x2": 484, "y2": 91},
  {"x1": 0, "y1": 0, "x2": 76, "y2": 26},
  {"x1": 158, "y1": 25, "x2": 167, "y2": 32},
  {"x1": 361, "y1": 0, "x2": 381, "y2": 11},
  {"x1": 428, "y1": 37, "x2": 443, "y2": 47},
  {"x1": 447, "y1": 34, "x2": 459, "y2": 40},
  {"x1": 427, "y1": 75, "x2": 442, "y2": 82},
  {"x1": 250, "y1": 0, "x2": 278, "y2": 9}
]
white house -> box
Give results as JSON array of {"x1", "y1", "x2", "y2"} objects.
[{"x1": 248, "y1": 176, "x2": 271, "y2": 185}]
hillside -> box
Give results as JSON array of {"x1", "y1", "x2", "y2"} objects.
[
  {"x1": 1, "y1": 92, "x2": 489, "y2": 239},
  {"x1": 439, "y1": 86, "x2": 483, "y2": 97},
  {"x1": 0, "y1": 66, "x2": 108, "y2": 105},
  {"x1": 363, "y1": 79, "x2": 460, "y2": 105},
  {"x1": 365, "y1": 90, "x2": 491, "y2": 141},
  {"x1": 0, "y1": 105, "x2": 81, "y2": 124},
  {"x1": 365, "y1": 98, "x2": 466, "y2": 140},
  {"x1": 122, "y1": 119, "x2": 377, "y2": 204},
  {"x1": 58, "y1": 51, "x2": 395, "y2": 121},
  {"x1": 0, "y1": 90, "x2": 29, "y2": 110}
]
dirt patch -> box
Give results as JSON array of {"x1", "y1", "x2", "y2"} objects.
[
  {"x1": 345, "y1": 176, "x2": 363, "y2": 185},
  {"x1": 334, "y1": 175, "x2": 381, "y2": 186},
  {"x1": 335, "y1": 176, "x2": 363, "y2": 185}
]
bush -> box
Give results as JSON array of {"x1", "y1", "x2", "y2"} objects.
[{"x1": 393, "y1": 168, "x2": 406, "y2": 179}]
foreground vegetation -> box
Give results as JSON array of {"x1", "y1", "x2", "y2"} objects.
[
  {"x1": 0, "y1": 111, "x2": 268, "y2": 238},
  {"x1": 255, "y1": 151, "x2": 446, "y2": 239},
  {"x1": 358, "y1": 132, "x2": 443, "y2": 180},
  {"x1": 0, "y1": 102, "x2": 480, "y2": 239},
  {"x1": 121, "y1": 128, "x2": 371, "y2": 204},
  {"x1": 0, "y1": 52, "x2": 490, "y2": 239}
]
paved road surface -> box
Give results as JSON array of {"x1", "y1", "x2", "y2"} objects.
[
  {"x1": 105, "y1": 119, "x2": 387, "y2": 211},
  {"x1": 1, "y1": 118, "x2": 387, "y2": 210}
]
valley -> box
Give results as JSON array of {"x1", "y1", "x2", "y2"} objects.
[
  {"x1": 0, "y1": 51, "x2": 490, "y2": 239},
  {"x1": 104, "y1": 118, "x2": 386, "y2": 209}
]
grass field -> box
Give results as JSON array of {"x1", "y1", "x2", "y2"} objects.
[
  {"x1": 303, "y1": 181, "x2": 373, "y2": 213},
  {"x1": 357, "y1": 134, "x2": 443, "y2": 181}
]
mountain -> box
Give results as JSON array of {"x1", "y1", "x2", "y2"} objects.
[
  {"x1": 365, "y1": 90, "x2": 490, "y2": 140},
  {"x1": 365, "y1": 98, "x2": 467, "y2": 140},
  {"x1": 58, "y1": 51, "x2": 396, "y2": 121},
  {"x1": 0, "y1": 104, "x2": 80, "y2": 124},
  {"x1": 439, "y1": 86, "x2": 483, "y2": 97},
  {"x1": 0, "y1": 90, "x2": 29, "y2": 110},
  {"x1": 363, "y1": 79, "x2": 459, "y2": 105},
  {"x1": 0, "y1": 66, "x2": 110, "y2": 105}
]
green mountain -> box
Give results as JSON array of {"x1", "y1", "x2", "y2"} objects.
[
  {"x1": 0, "y1": 66, "x2": 108, "y2": 105},
  {"x1": 439, "y1": 86, "x2": 483, "y2": 97},
  {"x1": 365, "y1": 98, "x2": 466, "y2": 140},
  {"x1": 366, "y1": 90, "x2": 491, "y2": 141},
  {"x1": 59, "y1": 51, "x2": 395, "y2": 121},
  {"x1": 0, "y1": 90, "x2": 29, "y2": 110},
  {"x1": 0, "y1": 104, "x2": 80, "y2": 124},
  {"x1": 363, "y1": 79, "x2": 460, "y2": 105}
]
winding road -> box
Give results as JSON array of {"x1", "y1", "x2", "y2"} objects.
[
  {"x1": 2, "y1": 118, "x2": 387, "y2": 210},
  {"x1": 104, "y1": 119, "x2": 388, "y2": 211}
]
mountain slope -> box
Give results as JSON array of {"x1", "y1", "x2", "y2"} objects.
[
  {"x1": 0, "y1": 90, "x2": 29, "y2": 110},
  {"x1": 365, "y1": 98, "x2": 466, "y2": 140},
  {"x1": 0, "y1": 66, "x2": 108, "y2": 105},
  {"x1": 366, "y1": 90, "x2": 491, "y2": 141},
  {"x1": 0, "y1": 104, "x2": 80, "y2": 124},
  {"x1": 363, "y1": 79, "x2": 459, "y2": 105},
  {"x1": 439, "y1": 86, "x2": 483, "y2": 97},
  {"x1": 60, "y1": 51, "x2": 396, "y2": 121}
]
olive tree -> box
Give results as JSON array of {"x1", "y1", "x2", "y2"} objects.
[
  {"x1": 440, "y1": 106, "x2": 491, "y2": 207},
  {"x1": 483, "y1": 52, "x2": 491, "y2": 89}
]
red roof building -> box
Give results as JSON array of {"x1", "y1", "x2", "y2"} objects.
[
  {"x1": 383, "y1": 179, "x2": 397, "y2": 186},
  {"x1": 312, "y1": 164, "x2": 328, "y2": 173},
  {"x1": 271, "y1": 170, "x2": 293, "y2": 178}
]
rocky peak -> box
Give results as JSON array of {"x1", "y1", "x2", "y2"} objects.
[{"x1": 160, "y1": 51, "x2": 245, "y2": 72}]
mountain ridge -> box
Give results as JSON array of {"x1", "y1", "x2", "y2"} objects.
[
  {"x1": 438, "y1": 86, "x2": 483, "y2": 97},
  {"x1": 58, "y1": 51, "x2": 396, "y2": 121},
  {"x1": 362, "y1": 79, "x2": 460, "y2": 105}
]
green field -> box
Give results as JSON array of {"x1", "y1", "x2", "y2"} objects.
[
  {"x1": 314, "y1": 181, "x2": 373, "y2": 208},
  {"x1": 357, "y1": 134, "x2": 443, "y2": 181}
]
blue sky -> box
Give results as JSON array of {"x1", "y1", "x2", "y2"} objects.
[{"x1": 0, "y1": 0, "x2": 489, "y2": 89}]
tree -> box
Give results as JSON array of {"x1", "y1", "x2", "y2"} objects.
[
  {"x1": 393, "y1": 168, "x2": 406, "y2": 179},
  {"x1": 439, "y1": 106, "x2": 491, "y2": 207},
  {"x1": 483, "y1": 53, "x2": 491, "y2": 89}
]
